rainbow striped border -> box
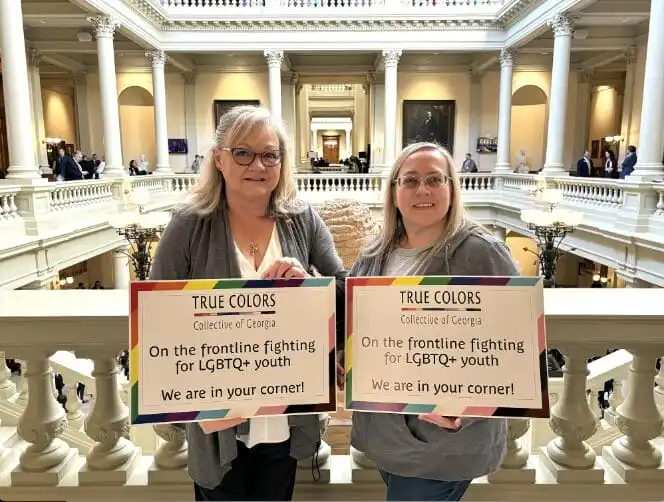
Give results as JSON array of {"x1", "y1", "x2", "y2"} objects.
[
  {"x1": 129, "y1": 277, "x2": 337, "y2": 425},
  {"x1": 345, "y1": 275, "x2": 550, "y2": 419}
]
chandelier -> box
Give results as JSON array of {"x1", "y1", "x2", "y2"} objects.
[
  {"x1": 520, "y1": 177, "x2": 583, "y2": 288},
  {"x1": 109, "y1": 187, "x2": 171, "y2": 281}
]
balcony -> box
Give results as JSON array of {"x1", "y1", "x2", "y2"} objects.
[
  {"x1": 1, "y1": 172, "x2": 663, "y2": 289},
  {"x1": 0, "y1": 288, "x2": 664, "y2": 500},
  {"x1": 153, "y1": 0, "x2": 507, "y2": 20}
]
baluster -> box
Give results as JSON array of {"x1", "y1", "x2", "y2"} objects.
[
  {"x1": 603, "y1": 349, "x2": 664, "y2": 482},
  {"x1": 11, "y1": 356, "x2": 75, "y2": 486},
  {"x1": 65, "y1": 382, "x2": 85, "y2": 430},
  {"x1": 488, "y1": 418, "x2": 535, "y2": 482},
  {"x1": 148, "y1": 424, "x2": 189, "y2": 484},
  {"x1": 604, "y1": 379, "x2": 626, "y2": 426},
  {"x1": 79, "y1": 355, "x2": 140, "y2": 484},
  {"x1": 0, "y1": 352, "x2": 17, "y2": 399},
  {"x1": 540, "y1": 346, "x2": 603, "y2": 483}
]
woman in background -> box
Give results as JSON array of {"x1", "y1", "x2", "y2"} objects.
[{"x1": 349, "y1": 142, "x2": 519, "y2": 501}]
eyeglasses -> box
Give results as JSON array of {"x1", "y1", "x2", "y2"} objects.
[
  {"x1": 393, "y1": 173, "x2": 449, "y2": 189},
  {"x1": 221, "y1": 147, "x2": 282, "y2": 168}
]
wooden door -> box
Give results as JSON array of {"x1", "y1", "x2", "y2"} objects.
[{"x1": 322, "y1": 135, "x2": 339, "y2": 163}]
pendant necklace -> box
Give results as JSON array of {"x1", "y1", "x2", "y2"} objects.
[{"x1": 248, "y1": 241, "x2": 259, "y2": 256}]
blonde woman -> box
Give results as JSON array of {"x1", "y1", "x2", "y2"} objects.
[
  {"x1": 150, "y1": 106, "x2": 346, "y2": 501},
  {"x1": 349, "y1": 142, "x2": 519, "y2": 501}
]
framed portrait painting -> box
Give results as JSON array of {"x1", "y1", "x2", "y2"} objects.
[
  {"x1": 402, "y1": 100, "x2": 456, "y2": 153},
  {"x1": 213, "y1": 100, "x2": 260, "y2": 131}
]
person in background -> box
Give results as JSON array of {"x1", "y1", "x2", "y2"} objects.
[
  {"x1": 603, "y1": 149, "x2": 618, "y2": 179},
  {"x1": 620, "y1": 145, "x2": 637, "y2": 178},
  {"x1": 349, "y1": 142, "x2": 519, "y2": 501},
  {"x1": 139, "y1": 154, "x2": 149, "y2": 173},
  {"x1": 149, "y1": 105, "x2": 346, "y2": 501},
  {"x1": 460, "y1": 153, "x2": 478, "y2": 173},
  {"x1": 576, "y1": 150, "x2": 593, "y2": 177},
  {"x1": 191, "y1": 154, "x2": 202, "y2": 173}
]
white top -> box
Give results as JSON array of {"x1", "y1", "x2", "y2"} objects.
[{"x1": 234, "y1": 225, "x2": 291, "y2": 448}]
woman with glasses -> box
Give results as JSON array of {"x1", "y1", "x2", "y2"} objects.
[
  {"x1": 349, "y1": 142, "x2": 520, "y2": 501},
  {"x1": 150, "y1": 105, "x2": 346, "y2": 501}
]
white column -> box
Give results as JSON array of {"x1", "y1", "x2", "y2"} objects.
[
  {"x1": 345, "y1": 127, "x2": 352, "y2": 157},
  {"x1": 74, "y1": 73, "x2": 92, "y2": 155},
  {"x1": 183, "y1": 73, "x2": 199, "y2": 165},
  {"x1": 264, "y1": 50, "x2": 284, "y2": 119},
  {"x1": 89, "y1": 15, "x2": 125, "y2": 177},
  {"x1": 619, "y1": 46, "x2": 637, "y2": 155},
  {"x1": 113, "y1": 248, "x2": 131, "y2": 289},
  {"x1": 310, "y1": 127, "x2": 317, "y2": 154},
  {"x1": 542, "y1": 13, "x2": 573, "y2": 175},
  {"x1": 27, "y1": 50, "x2": 48, "y2": 170},
  {"x1": 146, "y1": 50, "x2": 171, "y2": 174},
  {"x1": 572, "y1": 71, "x2": 592, "y2": 162},
  {"x1": 382, "y1": 50, "x2": 401, "y2": 167},
  {"x1": 0, "y1": 0, "x2": 41, "y2": 181},
  {"x1": 630, "y1": 0, "x2": 664, "y2": 179},
  {"x1": 494, "y1": 49, "x2": 515, "y2": 172},
  {"x1": 281, "y1": 73, "x2": 297, "y2": 166}
]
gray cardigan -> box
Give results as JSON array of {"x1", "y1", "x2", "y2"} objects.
[
  {"x1": 149, "y1": 200, "x2": 346, "y2": 489},
  {"x1": 349, "y1": 220, "x2": 519, "y2": 481}
]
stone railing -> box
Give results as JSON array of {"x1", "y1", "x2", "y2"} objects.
[
  {"x1": 2, "y1": 172, "x2": 664, "y2": 288},
  {"x1": 155, "y1": 0, "x2": 504, "y2": 17},
  {"x1": 1, "y1": 288, "x2": 664, "y2": 500}
]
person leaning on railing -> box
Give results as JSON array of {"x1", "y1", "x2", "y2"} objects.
[
  {"x1": 149, "y1": 105, "x2": 346, "y2": 502},
  {"x1": 347, "y1": 142, "x2": 520, "y2": 501}
]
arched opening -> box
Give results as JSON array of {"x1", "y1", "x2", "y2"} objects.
[
  {"x1": 118, "y1": 86, "x2": 155, "y2": 171},
  {"x1": 510, "y1": 85, "x2": 548, "y2": 172}
]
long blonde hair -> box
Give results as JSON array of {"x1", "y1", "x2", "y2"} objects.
[
  {"x1": 184, "y1": 105, "x2": 297, "y2": 217},
  {"x1": 363, "y1": 142, "x2": 468, "y2": 258}
]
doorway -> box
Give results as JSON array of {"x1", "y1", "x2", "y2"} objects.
[{"x1": 323, "y1": 135, "x2": 340, "y2": 163}]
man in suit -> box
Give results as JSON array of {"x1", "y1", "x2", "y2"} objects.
[
  {"x1": 576, "y1": 150, "x2": 593, "y2": 177},
  {"x1": 620, "y1": 145, "x2": 637, "y2": 178},
  {"x1": 59, "y1": 150, "x2": 88, "y2": 181}
]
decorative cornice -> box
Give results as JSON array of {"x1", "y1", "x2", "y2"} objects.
[
  {"x1": 160, "y1": 19, "x2": 503, "y2": 32},
  {"x1": 146, "y1": 50, "x2": 167, "y2": 67},
  {"x1": 498, "y1": 48, "x2": 515, "y2": 67},
  {"x1": 88, "y1": 15, "x2": 121, "y2": 38},
  {"x1": 548, "y1": 13, "x2": 573, "y2": 37},
  {"x1": 382, "y1": 50, "x2": 402, "y2": 67},
  {"x1": 264, "y1": 49, "x2": 284, "y2": 68}
]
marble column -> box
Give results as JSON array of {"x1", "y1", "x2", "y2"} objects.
[
  {"x1": 264, "y1": 50, "x2": 284, "y2": 119},
  {"x1": 183, "y1": 73, "x2": 199, "y2": 165},
  {"x1": 281, "y1": 72, "x2": 297, "y2": 166},
  {"x1": 74, "y1": 73, "x2": 92, "y2": 155},
  {"x1": 619, "y1": 46, "x2": 637, "y2": 155},
  {"x1": 382, "y1": 50, "x2": 401, "y2": 167},
  {"x1": 113, "y1": 248, "x2": 131, "y2": 289},
  {"x1": 89, "y1": 15, "x2": 124, "y2": 177},
  {"x1": 27, "y1": 50, "x2": 48, "y2": 170},
  {"x1": 629, "y1": 0, "x2": 664, "y2": 179},
  {"x1": 311, "y1": 127, "x2": 318, "y2": 154},
  {"x1": 0, "y1": 0, "x2": 41, "y2": 180},
  {"x1": 494, "y1": 49, "x2": 515, "y2": 173},
  {"x1": 468, "y1": 70, "x2": 482, "y2": 168},
  {"x1": 146, "y1": 50, "x2": 172, "y2": 174},
  {"x1": 542, "y1": 13, "x2": 573, "y2": 175},
  {"x1": 345, "y1": 127, "x2": 352, "y2": 157}
]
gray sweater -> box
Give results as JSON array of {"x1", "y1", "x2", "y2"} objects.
[
  {"x1": 149, "y1": 200, "x2": 346, "y2": 489},
  {"x1": 349, "y1": 220, "x2": 519, "y2": 481}
]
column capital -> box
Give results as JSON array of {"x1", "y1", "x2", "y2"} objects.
[
  {"x1": 264, "y1": 49, "x2": 284, "y2": 68},
  {"x1": 88, "y1": 15, "x2": 120, "y2": 39},
  {"x1": 548, "y1": 13, "x2": 573, "y2": 37},
  {"x1": 73, "y1": 71, "x2": 88, "y2": 86},
  {"x1": 295, "y1": 82, "x2": 303, "y2": 95},
  {"x1": 498, "y1": 48, "x2": 515, "y2": 68},
  {"x1": 624, "y1": 45, "x2": 637, "y2": 65},
  {"x1": 146, "y1": 50, "x2": 167, "y2": 68},
  {"x1": 578, "y1": 70, "x2": 593, "y2": 83},
  {"x1": 182, "y1": 71, "x2": 196, "y2": 85},
  {"x1": 362, "y1": 82, "x2": 370, "y2": 94},
  {"x1": 27, "y1": 49, "x2": 43, "y2": 68},
  {"x1": 469, "y1": 68, "x2": 482, "y2": 84},
  {"x1": 382, "y1": 49, "x2": 402, "y2": 68},
  {"x1": 281, "y1": 70, "x2": 298, "y2": 85}
]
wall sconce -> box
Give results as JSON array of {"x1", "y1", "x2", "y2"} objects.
[
  {"x1": 604, "y1": 135, "x2": 623, "y2": 143},
  {"x1": 58, "y1": 276, "x2": 74, "y2": 286}
]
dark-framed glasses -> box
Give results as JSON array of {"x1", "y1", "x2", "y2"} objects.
[
  {"x1": 221, "y1": 147, "x2": 282, "y2": 168},
  {"x1": 393, "y1": 173, "x2": 449, "y2": 190}
]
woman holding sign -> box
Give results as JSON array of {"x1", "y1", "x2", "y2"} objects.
[
  {"x1": 349, "y1": 142, "x2": 520, "y2": 501},
  {"x1": 150, "y1": 105, "x2": 346, "y2": 501}
]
